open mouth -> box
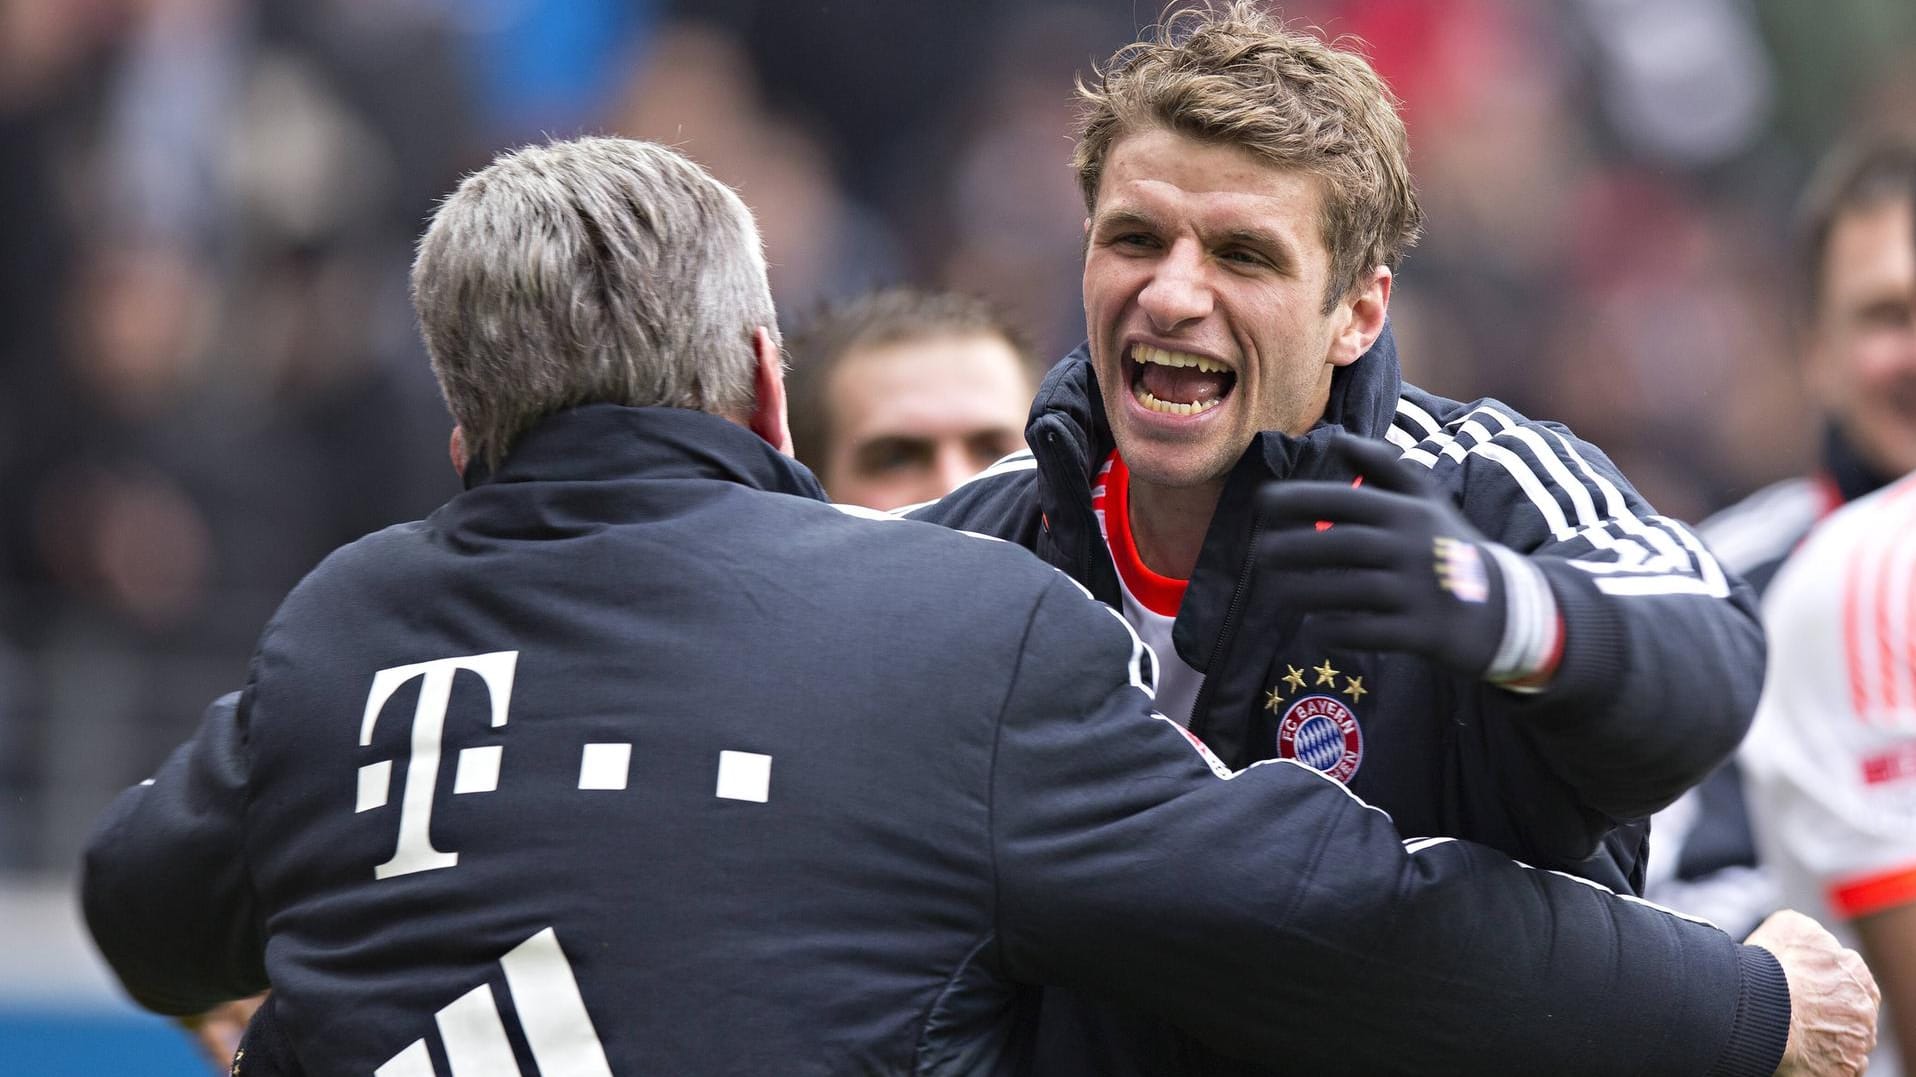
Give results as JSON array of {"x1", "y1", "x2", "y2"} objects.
[{"x1": 1126, "y1": 343, "x2": 1237, "y2": 416}]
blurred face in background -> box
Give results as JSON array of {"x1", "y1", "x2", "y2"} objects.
[
  {"x1": 817, "y1": 332, "x2": 1033, "y2": 510},
  {"x1": 1809, "y1": 196, "x2": 1916, "y2": 478}
]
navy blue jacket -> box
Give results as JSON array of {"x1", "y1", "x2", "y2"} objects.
[
  {"x1": 83, "y1": 404, "x2": 1786, "y2": 1075},
  {"x1": 913, "y1": 330, "x2": 1765, "y2": 881},
  {"x1": 912, "y1": 332, "x2": 1769, "y2": 1074}
]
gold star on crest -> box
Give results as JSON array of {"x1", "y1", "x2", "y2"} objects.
[
  {"x1": 1264, "y1": 687, "x2": 1285, "y2": 711},
  {"x1": 1342, "y1": 676, "x2": 1368, "y2": 702},
  {"x1": 1282, "y1": 665, "x2": 1307, "y2": 692},
  {"x1": 1313, "y1": 659, "x2": 1339, "y2": 687}
]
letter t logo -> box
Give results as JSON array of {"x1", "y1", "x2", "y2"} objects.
[{"x1": 359, "y1": 651, "x2": 518, "y2": 879}]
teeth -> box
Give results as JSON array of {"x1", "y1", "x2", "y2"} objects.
[
  {"x1": 1131, "y1": 343, "x2": 1230, "y2": 375},
  {"x1": 1134, "y1": 385, "x2": 1223, "y2": 416}
]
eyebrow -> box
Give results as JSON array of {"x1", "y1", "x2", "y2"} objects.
[
  {"x1": 1218, "y1": 227, "x2": 1295, "y2": 265},
  {"x1": 1093, "y1": 209, "x2": 1298, "y2": 266},
  {"x1": 1091, "y1": 208, "x2": 1161, "y2": 233}
]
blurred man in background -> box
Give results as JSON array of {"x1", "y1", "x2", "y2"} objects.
[
  {"x1": 786, "y1": 287, "x2": 1036, "y2": 510},
  {"x1": 1651, "y1": 135, "x2": 1916, "y2": 941},
  {"x1": 1731, "y1": 137, "x2": 1916, "y2": 1075}
]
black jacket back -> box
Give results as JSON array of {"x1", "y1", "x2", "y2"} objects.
[{"x1": 83, "y1": 405, "x2": 1789, "y2": 1076}]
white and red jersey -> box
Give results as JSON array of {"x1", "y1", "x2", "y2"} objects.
[
  {"x1": 1742, "y1": 472, "x2": 1916, "y2": 1073},
  {"x1": 1091, "y1": 452, "x2": 1206, "y2": 726}
]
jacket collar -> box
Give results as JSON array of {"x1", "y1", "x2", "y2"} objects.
[
  {"x1": 1821, "y1": 420, "x2": 1897, "y2": 506},
  {"x1": 462, "y1": 403, "x2": 829, "y2": 502},
  {"x1": 1025, "y1": 324, "x2": 1405, "y2": 667}
]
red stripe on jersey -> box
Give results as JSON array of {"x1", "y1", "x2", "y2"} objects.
[
  {"x1": 1845, "y1": 518, "x2": 1876, "y2": 721},
  {"x1": 1900, "y1": 521, "x2": 1916, "y2": 720},
  {"x1": 1842, "y1": 482, "x2": 1916, "y2": 728},
  {"x1": 1877, "y1": 528, "x2": 1899, "y2": 715},
  {"x1": 1090, "y1": 451, "x2": 1188, "y2": 618},
  {"x1": 1829, "y1": 861, "x2": 1916, "y2": 919},
  {"x1": 1862, "y1": 742, "x2": 1916, "y2": 786},
  {"x1": 1901, "y1": 485, "x2": 1916, "y2": 728}
]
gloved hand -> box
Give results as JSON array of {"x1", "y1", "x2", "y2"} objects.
[{"x1": 1257, "y1": 435, "x2": 1561, "y2": 688}]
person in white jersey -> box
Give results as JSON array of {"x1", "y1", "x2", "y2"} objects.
[{"x1": 1745, "y1": 471, "x2": 1916, "y2": 1073}]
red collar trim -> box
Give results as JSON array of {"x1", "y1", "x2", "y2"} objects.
[
  {"x1": 1100, "y1": 451, "x2": 1188, "y2": 618},
  {"x1": 1812, "y1": 472, "x2": 1847, "y2": 520}
]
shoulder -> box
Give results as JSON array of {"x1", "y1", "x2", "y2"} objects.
[
  {"x1": 275, "y1": 519, "x2": 435, "y2": 605},
  {"x1": 1388, "y1": 388, "x2": 1642, "y2": 525},
  {"x1": 1697, "y1": 478, "x2": 1824, "y2": 578},
  {"x1": 1771, "y1": 477, "x2": 1916, "y2": 615},
  {"x1": 1386, "y1": 389, "x2": 1604, "y2": 478},
  {"x1": 790, "y1": 481, "x2": 1063, "y2": 599},
  {"x1": 1746, "y1": 480, "x2": 1916, "y2": 805}
]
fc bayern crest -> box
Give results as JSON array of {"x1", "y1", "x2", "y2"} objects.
[{"x1": 1277, "y1": 695, "x2": 1364, "y2": 782}]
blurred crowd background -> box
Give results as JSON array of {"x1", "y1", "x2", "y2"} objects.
[{"x1": 1, "y1": 0, "x2": 1914, "y2": 897}]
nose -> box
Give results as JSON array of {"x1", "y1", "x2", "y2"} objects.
[{"x1": 1137, "y1": 238, "x2": 1213, "y2": 332}]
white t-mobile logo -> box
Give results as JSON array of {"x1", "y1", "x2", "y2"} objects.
[{"x1": 357, "y1": 652, "x2": 518, "y2": 879}]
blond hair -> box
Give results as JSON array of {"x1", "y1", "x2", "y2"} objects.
[{"x1": 1073, "y1": 1, "x2": 1423, "y2": 309}]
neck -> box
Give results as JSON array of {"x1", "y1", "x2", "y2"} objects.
[{"x1": 1127, "y1": 476, "x2": 1223, "y2": 580}]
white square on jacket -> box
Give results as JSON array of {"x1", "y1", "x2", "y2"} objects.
[
  {"x1": 716, "y1": 751, "x2": 772, "y2": 803},
  {"x1": 578, "y1": 743, "x2": 632, "y2": 791}
]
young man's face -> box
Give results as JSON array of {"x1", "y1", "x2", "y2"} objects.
[
  {"x1": 1082, "y1": 126, "x2": 1380, "y2": 494},
  {"x1": 1809, "y1": 196, "x2": 1916, "y2": 477},
  {"x1": 819, "y1": 333, "x2": 1032, "y2": 511}
]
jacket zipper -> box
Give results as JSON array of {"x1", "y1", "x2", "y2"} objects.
[
  {"x1": 1039, "y1": 427, "x2": 1112, "y2": 602},
  {"x1": 1186, "y1": 517, "x2": 1261, "y2": 732}
]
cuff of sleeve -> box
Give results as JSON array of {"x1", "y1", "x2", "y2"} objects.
[
  {"x1": 1829, "y1": 861, "x2": 1916, "y2": 918},
  {"x1": 1483, "y1": 543, "x2": 1561, "y2": 690},
  {"x1": 1712, "y1": 945, "x2": 1791, "y2": 1077},
  {"x1": 1521, "y1": 562, "x2": 1628, "y2": 713}
]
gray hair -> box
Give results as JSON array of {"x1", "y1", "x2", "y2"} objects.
[{"x1": 412, "y1": 137, "x2": 777, "y2": 468}]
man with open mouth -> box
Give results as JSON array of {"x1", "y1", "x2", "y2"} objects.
[{"x1": 911, "y1": 3, "x2": 1788, "y2": 1073}]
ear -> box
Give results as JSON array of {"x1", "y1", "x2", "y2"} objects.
[
  {"x1": 1327, "y1": 266, "x2": 1392, "y2": 368},
  {"x1": 448, "y1": 425, "x2": 468, "y2": 478},
  {"x1": 747, "y1": 326, "x2": 794, "y2": 456}
]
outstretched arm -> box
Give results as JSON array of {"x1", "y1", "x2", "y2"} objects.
[
  {"x1": 81, "y1": 692, "x2": 268, "y2": 1016},
  {"x1": 988, "y1": 575, "x2": 1862, "y2": 1075}
]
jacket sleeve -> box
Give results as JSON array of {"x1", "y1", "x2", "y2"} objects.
[
  {"x1": 1433, "y1": 414, "x2": 1766, "y2": 821},
  {"x1": 989, "y1": 575, "x2": 1788, "y2": 1076},
  {"x1": 80, "y1": 691, "x2": 269, "y2": 1016}
]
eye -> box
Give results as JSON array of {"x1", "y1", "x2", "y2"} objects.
[
  {"x1": 853, "y1": 438, "x2": 932, "y2": 476},
  {"x1": 1220, "y1": 247, "x2": 1270, "y2": 269},
  {"x1": 1112, "y1": 232, "x2": 1159, "y2": 250},
  {"x1": 967, "y1": 431, "x2": 1021, "y2": 469},
  {"x1": 1857, "y1": 299, "x2": 1912, "y2": 330}
]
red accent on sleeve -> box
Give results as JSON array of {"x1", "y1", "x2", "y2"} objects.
[
  {"x1": 1862, "y1": 742, "x2": 1916, "y2": 786},
  {"x1": 1829, "y1": 862, "x2": 1916, "y2": 919}
]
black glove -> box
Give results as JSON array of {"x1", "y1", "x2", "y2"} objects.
[{"x1": 1257, "y1": 435, "x2": 1561, "y2": 688}]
